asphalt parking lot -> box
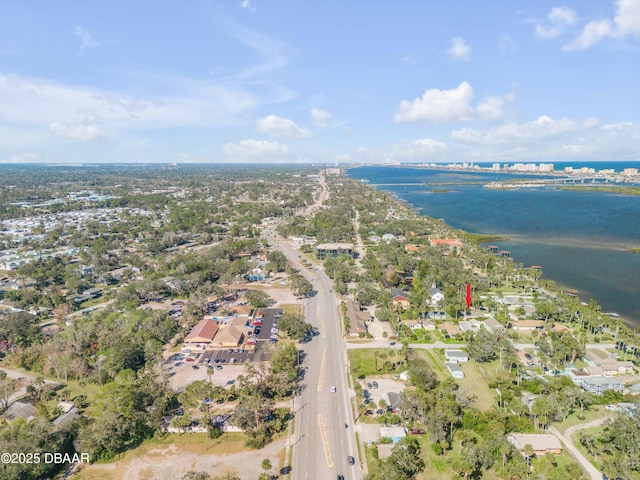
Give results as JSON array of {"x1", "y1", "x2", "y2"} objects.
[{"x1": 163, "y1": 308, "x2": 284, "y2": 391}]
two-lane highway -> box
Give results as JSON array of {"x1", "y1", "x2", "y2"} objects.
[{"x1": 265, "y1": 227, "x2": 362, "y2": 480}]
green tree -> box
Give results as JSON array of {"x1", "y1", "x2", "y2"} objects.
[{"x1": 245, "y1": 290, "x2": 271, "y2": 308}]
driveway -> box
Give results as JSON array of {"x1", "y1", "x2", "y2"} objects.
[{"x1": 548, "y1": 418, "x2": 609, "y2": 480}]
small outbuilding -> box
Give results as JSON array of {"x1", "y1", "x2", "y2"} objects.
[{"x1": 445, "y1": 362, "x2": 464, "y2": 379}]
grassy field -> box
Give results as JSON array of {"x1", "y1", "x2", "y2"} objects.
[
  {"x1": 348, "y1": 349, "x2": 406, "y2": 377},
  {"x1": 554, "y1": 408, "x2": 607, "y2": 434},
  {"x1": 282, "y1": 303, "x2": 302, "y2": 316},
  {"x1": 421, "y1": 351, "x2": 500, "y2": 411}
]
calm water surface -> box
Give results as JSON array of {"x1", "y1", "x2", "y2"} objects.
[{"x1": 348, "y1": 165, "x2": 640, "y2": 329}]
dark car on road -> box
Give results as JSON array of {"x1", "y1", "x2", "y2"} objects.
[{"x1": 348, "y1": 456, "x2": 355, "y2": 465}]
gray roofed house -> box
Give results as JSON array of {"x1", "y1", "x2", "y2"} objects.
[
  {"x1": 483, "y1": 316, "x2": 504, "y2": 332},
  {"x1": 445, "y1": 362, "x2": 464, "y2": 378},
  {"x1": 444, "y1": 350, "x2": 469, "y2": 363},
  {"x1": 4, "y1": 401, "x2": 37, "y2": 422},
  {"x1": 52, "y1": 407, "x2": 80, "y2": 427},
  {"x1": 387, "y1": 392, "x2": 406, "y2": 413},
  {"x1": 580, "y1": 376, "x2": 623, "y2": 395}
]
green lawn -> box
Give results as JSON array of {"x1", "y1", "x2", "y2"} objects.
[
  {"x1": 421, "y1": 351, "x2": 500, "y2": 411},
  {"x1": 348, "y1": 349, "x2": 406, "y2": 378}
]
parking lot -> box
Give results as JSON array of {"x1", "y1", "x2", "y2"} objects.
[{"x1": 163, "y1": 308, "x2": 284, "y2": 390}]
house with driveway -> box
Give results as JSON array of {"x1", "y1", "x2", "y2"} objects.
[{"x1": 507, "y1": 433, "x2": 563, "y2": 456}]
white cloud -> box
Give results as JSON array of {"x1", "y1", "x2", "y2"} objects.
[
  {"x1": 535, "y1": 6, "x2": 578, "y2": 39},
  {"x1": 395, "y1": 82, "x2": 474, "y2": 123},
  {"x1": 451, "y1": 115, "x2": 596, "y2": 144},
  {"x1": 448, "y1": 37, "x2": 471, "y2": 61},
  {"x1": 394, "y1": 82, "x2": 513, "y2": 123},
  {"x1": 49, "y1": 123, "x2": 105, "y2": 141},
  {"x1": 257, "y1": 114, "x2": 312, "y2": 138},
  {"x1": 74, "y1": 26, "x2": 101, "y2": 50},
  {"x1": 310, "y1": 108, "x2": 332, "y2": 127},
  {"x1": 563, "y1": 0, "x2": 640, "y2": 50},
  {"x1": 0, "y1": 72, "x2": 290, "y2": 148},
  {"x1": 412, "y1": 138, "x2": 447, "y2": 151},
  {"x1": 223, "y1": 139, "x2": 290, "y2": 160},
  {"x1": 240, "y1": 0, "x2": 256, "y2": 12},
  {"x1": 477, "y1": 93, "x2": 515, "y2": 121}
]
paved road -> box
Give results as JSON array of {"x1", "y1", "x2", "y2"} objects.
[
  {"x1": 265, "y1": 227, "x2": 362, "y2": 480},
  {"x1": 549, "y1": 417, "x2": 609, "y2": 480}
]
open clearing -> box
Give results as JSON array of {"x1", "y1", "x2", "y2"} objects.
[{"x1": 75, "y1": 433, "x2": 287, "y2": 480}]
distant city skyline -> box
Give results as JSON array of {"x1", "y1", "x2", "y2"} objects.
[{"x1": 1, "y1": 0, "x2": 639, "y2": 164}]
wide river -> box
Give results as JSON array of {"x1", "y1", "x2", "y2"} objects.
[{"x1": 347, "y1": 165, "x2": 640, "y2": 330}]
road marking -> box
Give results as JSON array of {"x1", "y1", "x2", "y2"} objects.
[
  {"x1": 317, "y1": 414, "x2": 333, "y2": 468},
  {"x1": 317, "y1": 351, "x2": 327, "y2": 392},
  {"x1": 316, "y1": 304, "x2": 326, "y2": 337}
]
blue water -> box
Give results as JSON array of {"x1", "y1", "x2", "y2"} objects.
[{"x1": 347, "y1": 163, "x2": 640, "y2": 329}]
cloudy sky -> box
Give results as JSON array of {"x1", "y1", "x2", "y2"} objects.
[{"x1": 1, "y1": 0, "x2": 639, "y2": 164}]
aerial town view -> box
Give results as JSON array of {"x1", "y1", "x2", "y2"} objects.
[{"x1": 1, "y1": 1, "x2": 639, "y2": 480}]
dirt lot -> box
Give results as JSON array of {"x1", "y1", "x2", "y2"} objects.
[{"x1": 76, "y1": 435, "x2": 287, "y2": 480}]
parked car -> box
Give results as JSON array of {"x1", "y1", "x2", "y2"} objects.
[
  {"x1": 524, "y1": 353, "x2": 532, "y2": 360},
  {"x1": 185, "y1": 357, "x2": 194, "y2": 362},
  {"x1": 215, "y1": 365, "x2": 223, "y2": 370},
  {"x1": 372, "y1": 381, "x2": 379, "y2": 389},
  {"x1": 192, "y1": 365, "x2": 199, "y2": 370},
  {"x1": 409, "y1": 428, "x2": 426, "y2": 435},
  {"x1": 367, "y1": 382, "x2": 373, "y2": 389},
  {"x1": 230, "y1": 358, "x2": 237, "y2": 364}
]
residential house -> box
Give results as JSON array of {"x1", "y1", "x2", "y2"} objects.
[
  {"x1": 428, "y1": 285, "x2": 444, "y2": 305},
  {"x1": 445, "y1": 362, "x2": 464, "y2": 379},
  {"x1": 439, "y1": 322, "x2": 462, "y2": 337},
  {"x1": 459, "y1": 319, "x2": 481, "y2": 332},
  {"x1": 386, "y1": 392, "x2": 406, "y2": 414},
  {"x1": 483, "y1": 317, "x2": 504, "y2": 333},
  {"x1": 345, "y1": 300, "x2": 368, "y2": 337},
  {"x1": 391, "y1": 288, "x2": 410, "y2": 308},
  {"x1": 513, "y1": 320, "x2": 544, "y2": 332},
  {"x1": 83, "y1": 288, "x2": 103, "y2": 299},
  {"x1": 580, "y1": 376, "x2": 623, "y2": 395},
  {"x1": 507, "y1": 434, "x2": 563, "y2": 455},
  {"x1": 444, "y1": 350, "x2": 469, "y2": 363}
]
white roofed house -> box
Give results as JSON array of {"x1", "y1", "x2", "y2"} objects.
[{"x1": 444, "y1": 350, "x2": 469, "y2": 363}]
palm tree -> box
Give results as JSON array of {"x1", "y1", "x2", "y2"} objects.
[{"x1": 206, "y1": 366, "x2": 214, "y2": 384}]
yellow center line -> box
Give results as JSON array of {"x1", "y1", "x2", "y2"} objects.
[
  {"x1": 317, "y1": 414, "x2": 333, "y2": 468},
  {"x1": 317, "y1": 350, "x2": 327, "y2": 392}
]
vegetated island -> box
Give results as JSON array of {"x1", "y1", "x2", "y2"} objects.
[
  {"x1": 626, "y1": 247, "x2": 640, "y2": 253},
  {"x1": 557, "y1": 185, "x2": 640, "y2": 195}
]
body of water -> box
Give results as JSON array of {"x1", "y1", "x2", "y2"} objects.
[{"x1": 347, "y1": 163, "x2": 640, "y2": 329}]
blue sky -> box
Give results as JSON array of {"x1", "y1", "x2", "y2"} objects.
[{"x1": 1, "y1": 0, "x2": 639, "y2": 164}]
